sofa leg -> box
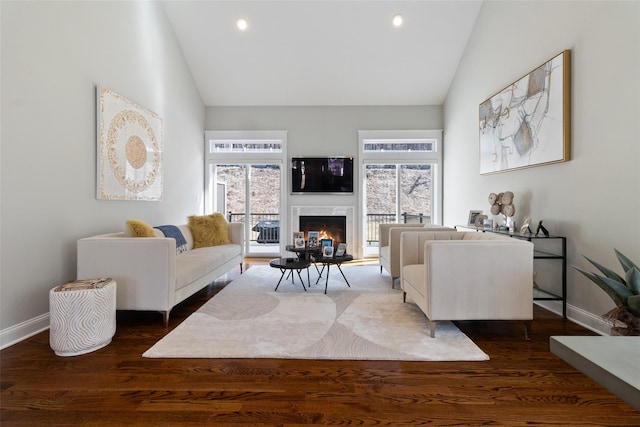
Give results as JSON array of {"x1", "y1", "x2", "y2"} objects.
[
  {"x1": 240, "y1": 262, "x2": 243, "y2": 274},
  {"x1": 429, "y1": 321, "x2": 437, "y2": 338},
  {"x1": 162, "y1": 311, "x2": 170, "y2": 328},
  {"x1": 380, "y1": 265, "x2": 382, "y2": 274},
  {"x1": 403, "y1": 291, "x2": 407, "y2": 303},
  {"x1": 524, "y1": 320, "x2": 531, "y2": 340}
]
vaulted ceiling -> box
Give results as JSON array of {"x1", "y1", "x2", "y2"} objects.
[{"x1": 162, "y1": 1, "x2": 483, "y2": 107}]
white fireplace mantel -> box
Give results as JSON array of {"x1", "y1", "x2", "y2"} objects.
[{"x1": 291, "y1": 206, "x2": 355, "y2": 256}]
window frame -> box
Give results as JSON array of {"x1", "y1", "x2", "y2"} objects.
[
  {"x1": 204, "y1": 130, "x2": 288, "y2": 255},
  {"x1": 358, "y1": 130, "x2": 443, "y2": 255}
]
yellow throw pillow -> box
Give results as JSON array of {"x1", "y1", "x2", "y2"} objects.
[
  {"x1": 126, "y1": 219, "x2": 157, "y2": 237},
  {"x1": 188, "y1": 213, "x2": 231, "y2": 248}
]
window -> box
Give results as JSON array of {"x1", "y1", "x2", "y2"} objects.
[
  {"x1": 204, "y1": 131, "x2": 287, "y2": 256},
  {"x1": 358, "y1": 130, "x2": 442, "y2": 256}
]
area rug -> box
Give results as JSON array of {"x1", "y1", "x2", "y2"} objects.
[{"x1": 143, "y1": 265, "x2": 489, "y2": 361}]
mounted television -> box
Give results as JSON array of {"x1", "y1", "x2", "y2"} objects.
[{"x1": 291, "y1": 156, "x2": 354, "y2": 194}]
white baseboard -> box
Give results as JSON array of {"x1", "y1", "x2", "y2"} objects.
[
  {"x1": 0, "y1": 313, "x2": 50, "y2": 350},
  {"x1": 534, "y1": 300, "x2": 609, "y2": 336}
]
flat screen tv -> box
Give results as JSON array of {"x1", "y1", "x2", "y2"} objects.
[{"x1": 291, "y1": 157, "x2": 354, "y2": 194}]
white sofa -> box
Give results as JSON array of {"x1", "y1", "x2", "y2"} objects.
[
  {"x1": 378, "y1": 223, "x2": 455, "y2": 287},
  {"x1": 77, "y1": 223, "x2": 244, "y2": 326},
  {"x1": 400, "y1": 230, "x2": 533, "y2": 338}
]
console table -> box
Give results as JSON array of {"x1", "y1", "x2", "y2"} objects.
[{"x1": 456, "y1": 225, "x2": 567, "y2": 318}]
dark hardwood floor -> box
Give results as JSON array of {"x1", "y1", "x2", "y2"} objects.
[{"x1": 2, "y1": 258, "x2": 638, "y2": 426}]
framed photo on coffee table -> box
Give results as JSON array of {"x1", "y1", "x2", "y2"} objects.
[
  {"x1": 322, "y1": 245, "x2": 334, "y2": 258},
  {"x1": 293, "y1": 231, "x2": 305, "y2": 249},
  {"x1": 307, "y1": 231, "x2": 319, "y2": 248}
]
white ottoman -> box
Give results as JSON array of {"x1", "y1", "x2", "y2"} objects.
[{"x1": 49, "y1": 278, "x2": 116, "y2": 356}]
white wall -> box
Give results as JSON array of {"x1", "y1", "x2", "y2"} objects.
[
  {"x1": 444, "y1": 1, "x2": 640, "y2": 332},
  {"x1": 205, "y1": 105, "x2": 443, "y2": 257},
  {"x1": 0, "y1": 1, "x2": 205, "y2": 346}
]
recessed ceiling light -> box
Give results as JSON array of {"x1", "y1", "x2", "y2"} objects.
[
  {"x1": 392, "y1": 13, "x2": 404, "y2": 28},
  {"x1": 236, "y1": 17, "x2": 248, "y2": 31}
]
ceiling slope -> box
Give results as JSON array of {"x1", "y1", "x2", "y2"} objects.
[{"x1": 162, "y1": 1, "x2": 482, "y2": 106}]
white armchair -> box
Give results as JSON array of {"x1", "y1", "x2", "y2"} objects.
[
  {"x1": 400, "y1": 230, "x2": 534, "y2": 338},
  {"x1": 378, "y1": 223, "x2": 454, "y2": 287}
]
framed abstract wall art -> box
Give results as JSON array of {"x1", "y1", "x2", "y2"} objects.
[
  {"x1": 479, "y1": 50, "x2": 571, "y2": 175},
  {"x1": 97, "y1": 86, "x2": 163, "y2": 200}
]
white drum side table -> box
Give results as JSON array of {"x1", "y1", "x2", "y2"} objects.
[{"x1": 49, "y1": 278, "x2": 116, "y2": 356}]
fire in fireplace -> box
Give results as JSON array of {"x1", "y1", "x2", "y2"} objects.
[{"x1": 299, "y1": 215, "x2": 346, "y2": 244}]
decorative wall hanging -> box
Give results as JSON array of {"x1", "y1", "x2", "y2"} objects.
[
  {"x1": 97, "y1": 86, "x2": 163, "y2": 200},
  {"x1": 479, "y1": 50, "x2": 570, "y2": 174}
]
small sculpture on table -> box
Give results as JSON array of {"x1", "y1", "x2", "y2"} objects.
[
  {"x1": 488, "y1": 191, "x2": 516, "y2": 231},
  {"x1": 535, "y1": 220, "x2": 550, "y2": 237},
  {"x1": 520, "y1": 217, "x2": 533, "y2": 235}
]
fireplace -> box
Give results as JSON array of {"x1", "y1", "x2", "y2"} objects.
[
  {"x1": 291, "y1": 206, "x2": 355, "y2": 256},
  {"x1": 299, "y1": 215, "x2": 346, "y2": 244}
]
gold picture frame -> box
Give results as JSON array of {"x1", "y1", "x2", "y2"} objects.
[{"x1": 479, "y1": 50, "x2": 571, "y2": 174}]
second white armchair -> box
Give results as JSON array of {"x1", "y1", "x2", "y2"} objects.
[
  {"x1": 378, "y1": 223, "x2": 455, "y2": 287},
  {"x1": 400, "y1": 230, "x2": 534, "y2": 338}
]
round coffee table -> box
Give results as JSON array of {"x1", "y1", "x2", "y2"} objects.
[
  {"x1": 314, "y1": 254, "x2": 354, "y2": 294},
  {"x1": 269, "y1": 257, "x2": 311, "y2": 291},
  {"x1": 285, "y1": 244, "x2": 322, "y2": 275},
  {"x1": 285, "y1": 244, "x2": 321, "y2": 260}
]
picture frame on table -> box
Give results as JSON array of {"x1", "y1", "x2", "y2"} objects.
[
  {"x1": 467, "y1": 210, "x2": 483, "y2": 227},
  {"x1": 307, "y1": 231, "x2": 319, "y2": 248},
  {"x1": 322, "y1": 245, "x2": 334, "y2": 258},
  {"x1": 320, "y1": 238, "x2": 333, "y2": 249},
  {"x1": 335, "y1": 243, "x2": 347, "y2": 257},
  {"x1": 293, "y1": 231, "x2": 305, "y2": 249}
]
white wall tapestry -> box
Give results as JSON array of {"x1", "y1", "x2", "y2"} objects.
[
  {"x1": 97, "y1": 86, "x2": 163, "y2": 200},
  {"x1": 479, "y1": 50, "x2": 571, "y2": 175}
]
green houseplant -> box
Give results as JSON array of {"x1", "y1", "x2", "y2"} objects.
[{"x1": 573, "y1": 249, "x2": 640, "y2": 335}]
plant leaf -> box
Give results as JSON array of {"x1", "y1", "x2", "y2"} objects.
[
  {"x1": 625, "y1": 267, "x2": 640, "y2": 296},
  {"x1": 626, "y1": 295, "x2": 640, "y2": 317},
  {"x1": 614, "y1": 248, "x2": 639, "y2": 274},
  {"x1": 573, "y1": 265, "x2": 632, "y2": 306},
  {"x1": 583, "y1": 255, "x2": 626, "y2": 283}
]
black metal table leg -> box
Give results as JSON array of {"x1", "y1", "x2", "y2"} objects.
[
  {"x1": 274, "y1": 269, "x2": 287, "y2": 292},
  {"x1": 315, "y1": 264, "x2": 326, "y2": 285},
  {"x1": 336, "y1": 263, "x2": 351, "y2": 288},
  {"x1": 324, "y1": 264, "x2": 331, "y2": 294},
  {"x1": 297, "y1": 268, "x2": 307, "y2": 291}
]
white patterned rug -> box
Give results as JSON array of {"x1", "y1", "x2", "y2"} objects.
[{"x1": 143, "y1": 265, "x2": 489, "y2": 361}]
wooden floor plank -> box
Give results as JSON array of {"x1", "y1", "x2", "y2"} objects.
[{"x1": 2, "y1": 258, "x2": 639, "y2": 425}]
